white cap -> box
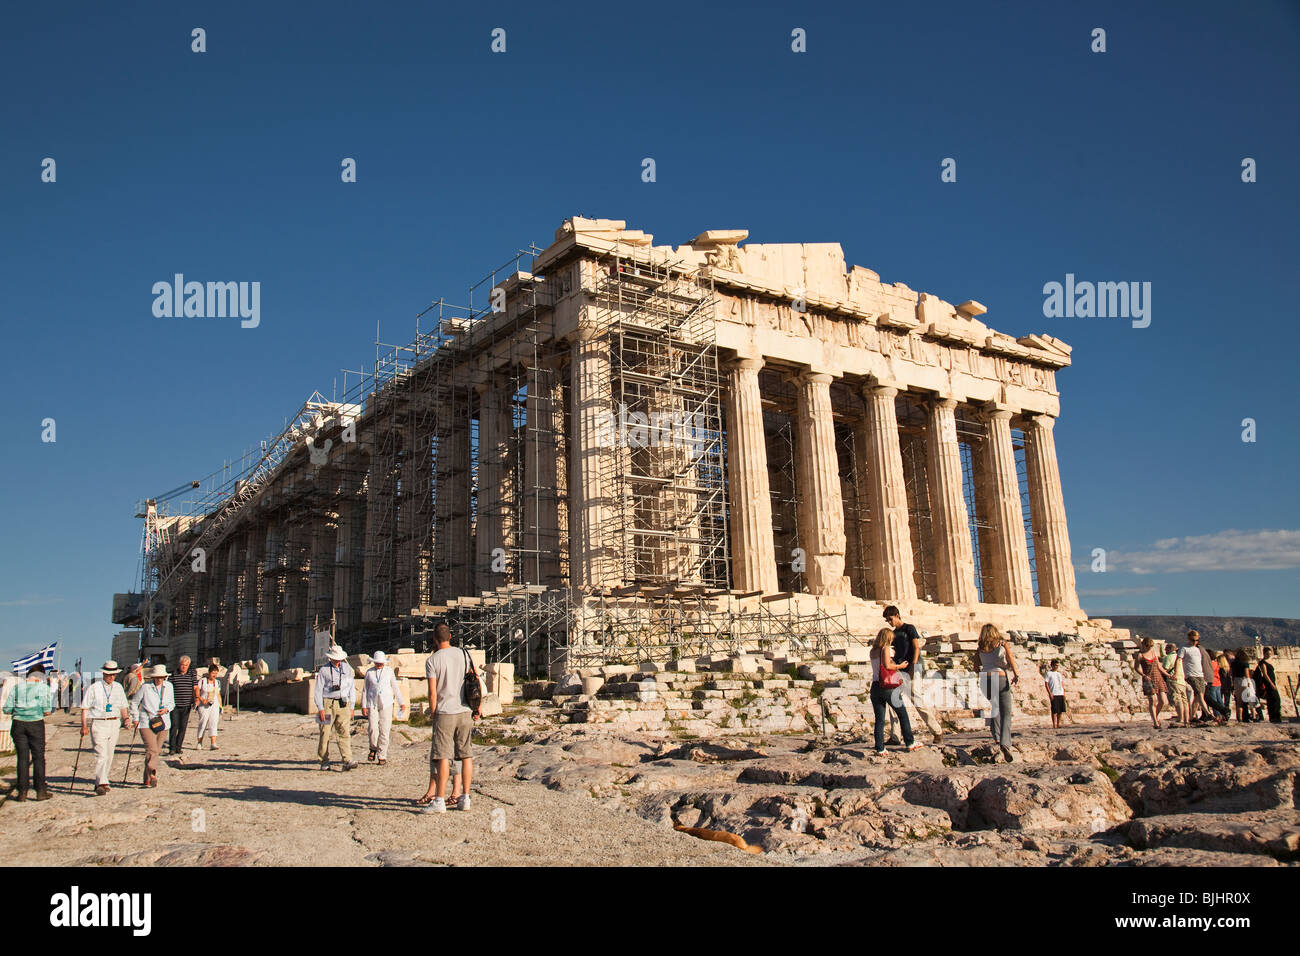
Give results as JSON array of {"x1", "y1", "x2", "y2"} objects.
[{"x1": 372, "y1": 651, "x2": 387, "y2": 664}]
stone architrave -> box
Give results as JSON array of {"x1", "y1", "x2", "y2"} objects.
[
  {"x1": 1023, "y1": 413, "x2": 1079, "y2": 610},
  {"x1": 793, "y1": 371, "x2": 848, "y2": 595},
  {"x1": 724, "y1": 357, "x2": 778, "y2": 593},
  {"x1": 861, "y1": 383, "x2": 916, "y2": 603},
  {"x1": 982, "y1": 406, "x2": 1035, "y2": 606},
  {"x1": 925, "y1": 397, "x2": 977, "y2": 605}
]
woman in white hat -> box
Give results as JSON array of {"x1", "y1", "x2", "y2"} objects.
[
  {"x1": 130, "y1": 664, "x2": 176, "y2": 787},
  {"x1": 363, "y1": 651, "x2": 407, "y2": 765}
]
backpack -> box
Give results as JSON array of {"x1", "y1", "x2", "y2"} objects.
[{"x1": 460, "y1": 649, "x2": 483, "y2": 715}]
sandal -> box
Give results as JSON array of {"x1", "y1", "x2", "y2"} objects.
[{"x1": 416, "y1": 794, "x2": 435, "y2": 806}]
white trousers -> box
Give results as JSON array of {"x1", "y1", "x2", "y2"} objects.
[
  {"x1": 368, "y1": 703, "x2": 394, "y2": 760},
  {"x1": 195, "y1": 704, "x2": 220, "y2": 740},
  {"x1": 90, "y1": 720, "x2": 122, "y2": 785}
]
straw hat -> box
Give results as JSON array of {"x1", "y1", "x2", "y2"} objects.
[
  {"x1": 101, "y1": 660, "x2": 122, "y2": 675},
  {"x1": 148, "y1": 664, "x2": 171, "y2": 679}
]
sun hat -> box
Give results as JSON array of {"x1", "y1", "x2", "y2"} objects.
[
  {"x1": 326, "y1": 645, "x2": 348, "y2": 662},
  {"x1": 372, "y1": 651, "x2": 387, "y2": 664},
  {"x1": 149, "y1": 664, "x2": 171, "y2": 678},
  {"x1": 102, "y1": 660, "x2": 122, "y2": 675}
]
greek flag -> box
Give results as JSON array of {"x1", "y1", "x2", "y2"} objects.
[{"x1": 10, "y1": 642, "x2": 57, "y2": 674}]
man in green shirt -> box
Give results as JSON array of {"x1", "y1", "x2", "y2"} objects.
[{"x1": 4, "y1": 662, "x2": 55, "y2": 801}]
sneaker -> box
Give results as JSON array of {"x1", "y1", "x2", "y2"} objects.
[
  {"x1": 456, "y1": 794, "x2": 471, "y2": 812},
  {"x1": 421, "y1": 797, "x2": 447, "y2": 814},
  {"x1": 341, "y1": 761, "x2": 358, "y2": 772},
  {"x1": 932, "y1": 732, "x2": 944, "y2": 745},
  {"x1": 1001, "y1": 746, "x2": 1015, "y2": 763},
  {"x1": 906, "y1": 742, "x2": 924, "y2": 752},
  {"x1": 95, "y1": 785, "x2": 110, "y2": 796},
  {"x1": 320, "y1": 760, "x2": 331, "y2": 771}
]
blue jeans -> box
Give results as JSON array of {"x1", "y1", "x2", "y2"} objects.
[{"x1": 871, "y1": 684, "x2": 913, "y2": 751}]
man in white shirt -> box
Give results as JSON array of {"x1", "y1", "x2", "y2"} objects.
[
  {"x1": 129, "y1": 665, "x2": 176, "y2": 788},
  {"x1": 314, "y1": 645, "x2": 358, "y2": 771},
  {"x1": 363, "y1": 651, "x2": 407, "y2": 765},
  {"x1": 1180, "y1": 631, "x2": 1208, "y2": 722},
  {"x1": 79, "y1": 661, "x2": 133, "y2": 796}
]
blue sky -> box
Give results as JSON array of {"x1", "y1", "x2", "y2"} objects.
[{"x1": 2, "y1": 1, "x2": 1298, "y2": 669}]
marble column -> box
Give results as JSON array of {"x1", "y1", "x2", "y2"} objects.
[
  {"x1": 724, "y1": 357, "x2": 778, "y2": 593},
  {"x1": 925, "y1": 397, "x2": 977, "y2": 605},
  {"x1": 862, "y1": 383, "x2": 917, "y2": 603},
  {"x1": 981, "y1": 406, "x2": 1035, "y2": 606},
  {"x1": 475, "y1": 380, "x2": 514, "y2": 592},
  {"x1": 1023, "y1": 413, "x2": 1079, "y2": 610},
  {"x1": 569, "y1": 326, "x2": 618, "y2": 590},
  {"x1": 522, "y1": 363, "x2": 563, "y2": 587},
  {"x1": 793, "y1": 371, "x2": 848, "y2": 595}
]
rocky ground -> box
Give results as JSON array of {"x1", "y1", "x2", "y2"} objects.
[{"x1": 2, "y1": 707, "x2": 1296, "y2": 866}]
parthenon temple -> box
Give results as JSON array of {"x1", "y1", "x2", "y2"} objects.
[{"x1": 119, "y1": 217, "x2": 1089, "y2": 675}]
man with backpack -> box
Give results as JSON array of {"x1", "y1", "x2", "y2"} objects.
[{"x1": 418, "y1": 623, "x2": 481, "y2": 813}]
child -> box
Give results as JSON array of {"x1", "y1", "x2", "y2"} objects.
[{"x1": 1044, "y1": 660, "x2": 1067, "y2": 729}]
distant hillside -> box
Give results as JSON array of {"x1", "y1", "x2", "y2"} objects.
[{"x1": 1106, "y1": 616, "x2": 1300, "y2": 651}]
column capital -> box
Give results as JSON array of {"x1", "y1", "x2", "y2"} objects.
[
  {"x1": 930, "y1": 394, "x2": 959, "y2": 412},
  {"x1": 862, "y1": 377, "x2": 903, "y2": 400},
  {"x1": 795, "y1": 369, "x2": 836, "y2": 387},
  {"x1": 982, "y1": 403, "x2": 1016, "y2": 422},
  {"x1": 1024, "y1": 412, "x2": 1057, "y2": 431},
  {"x1": 724, "y1": 355, "x2": 765, "y2": 373}
]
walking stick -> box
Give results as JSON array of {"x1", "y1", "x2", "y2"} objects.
[
  {"x1": 121, "y1": 722, "x2": 141, "y2": 786},
  {"x1": 70, "y1": 727, "x2": 86, "y2": 791}
]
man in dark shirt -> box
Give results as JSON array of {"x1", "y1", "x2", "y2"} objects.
[
  {"x1": 168, "y1": 656, "x2": 197, "y2": 758},
  {"x1": 1254, "y1": 647, "x2": 1282, "y2": 724},
  {"x1": 884, "y1": 606, "x2": 943, "y2": 744}
]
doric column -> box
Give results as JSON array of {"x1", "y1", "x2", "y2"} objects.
[
  {"x1": 981, "y1": 406, "x2": 1035, "y2": 606},
  {"x1": 925, "y1": 397, "x2": 977, "y2": 605},
  {"x1": 724, "y1": 357, "x2": 778, "y2": 593},
  {"x1": 793, "y1": 371, "x2": 848, "y2": 595},
  {"x1": 1023, "y1": 413, "x2": 1079, "y2": 610},
  {"x1": 569, "y1": 326, "x2": 618, "y2": 590},
  {"x1": 862, "y1": 383, "x2": 916, "y2": 603},
  {"x1": 475, "y1": 379, "x2": 514, "y2": 592},
  {"x1": 522, "y1": 362, "x2": 563, "y2": 588}
]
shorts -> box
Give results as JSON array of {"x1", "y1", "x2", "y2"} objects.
[
  {"x1": 1050, "y1": 695, "x2": 1066, "y2": 715},
  {"x1": 1187, "y1": 676, "x2": 1205, "y2": 698},
  {"x1": 431, "y1": 710, "x2": 473, "y2": 763},
  {"x1": 1171, "y1": 684, "x2": 1188, "y2": 706}
]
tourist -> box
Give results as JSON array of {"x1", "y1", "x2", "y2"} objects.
[
  {"x1": 3, "y1": 663, "x2": 55, "y2": 801},
  {"x1": 60, "y1": 671, "x2": 72, "y2": 713},
  {"x1": 868, "y1": 626, "x2": 917, "y2": 754},
  {"x1": 1254, "y1": 648, "x2": 1281, "y2": 724},
  {"x1": 363, "y1": 650, "x2": 407, "y2": 765},
  {"x1": 194, "y1": 664, "x2": 222, "y2": 750},
  {"x1": 168, "y1": 656, "x2": 197, "y2": 759},
  {"x1": 883, "y1": 606, "x2": 944, "y2": 744},
  {"x1": 1180, "y1": 631, "x2": 1209, "y2": 723},
  {"x1": 80, "y1": 661, "x2": 133, "y2": 796},
  {"x1": 123, "y1": 661, "x2": 144, "y2": 701},
  {"x1": 418, "y1": 623, "x2": 479, "y2": 812},
  {"x1": 974, "y1": 624, "x2": 1020, "y2": 762},
  {"x1": 1166, "y1": 643, "x2": 1190, "y2": 726},
  {"x1": 1204, "y1": 652, "x2": 1230, "y2": 724},
  {"x1": 1229, "y1": 649, "x2": 1252, "y2": 722},
  {"x1": 130, "y1": 665, "x2": 175, "y2": 788},
  {"x1": 1133, "y1": 639, "x2": 1172, "y2": 730},
  {"x1": 1044, "y1": 659, "x2": 1067, "y2": 730},
  {"x1": 315, "y1": 645, "x2": 358, "y2": 771}
]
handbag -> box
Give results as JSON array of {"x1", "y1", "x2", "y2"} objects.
[
  {"x1": 148, "y1": 715, "x2": 165, "y2": 734},
  {"x1": 460, "y1": 649, "x2": 483, "y2": 714},
  {"x1": 878, "y1": 650, "x2": 903, "y2": 689}
]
